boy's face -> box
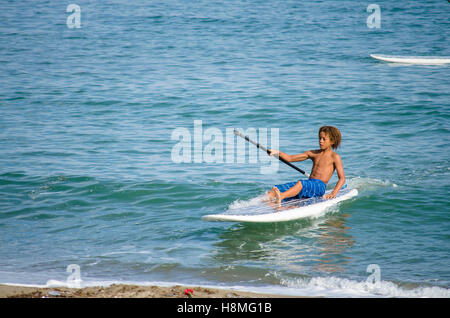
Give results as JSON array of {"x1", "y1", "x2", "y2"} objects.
[{"x1": 319, "y1": 132, "x2": 333, "y2": 150}]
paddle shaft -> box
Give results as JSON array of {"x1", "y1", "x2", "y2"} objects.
[{"x1": 233, "y1": 130, "x2": 310, "y2": 177}]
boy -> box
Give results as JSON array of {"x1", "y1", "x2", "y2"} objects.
[{"x1": 267, "y1": 126, "x2": 345, "y2": 204}]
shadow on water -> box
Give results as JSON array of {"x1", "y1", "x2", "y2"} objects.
[{"x1": 212, "y1": 211, "x2": 355, "y2": 276}]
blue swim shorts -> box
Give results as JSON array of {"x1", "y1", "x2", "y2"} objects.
[{"x1": 275, "y1": 178, "x2": 326, "y2": 201}]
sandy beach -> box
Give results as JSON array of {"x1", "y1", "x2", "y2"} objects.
[{"x1": 0, "y1": 283, "x2": 303, "y2": 298}]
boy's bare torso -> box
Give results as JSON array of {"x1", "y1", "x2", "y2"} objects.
[{"x1": 308, "y1": 149, "x2": 337, "y2": 184}]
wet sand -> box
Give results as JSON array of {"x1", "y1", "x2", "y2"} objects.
[{"x1": 0, "y1": 283, "x2": 305, "y2": 298}]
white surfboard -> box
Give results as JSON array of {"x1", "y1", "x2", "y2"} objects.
[
  {"x1": 370, "y1": 54, "x2": 450, "y2": 65},
  {"x1": 203, "y1": 188, "x2": 358, "y2": 223}
]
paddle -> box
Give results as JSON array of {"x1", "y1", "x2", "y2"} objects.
[{"x1": 233, "y1": 129, "x2": 310, "y2": 178}]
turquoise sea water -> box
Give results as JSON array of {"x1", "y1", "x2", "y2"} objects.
[{"x1": 0, "y1": 1, "x2": 449, "y2": 297}]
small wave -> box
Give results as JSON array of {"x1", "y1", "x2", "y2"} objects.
[
  {"x1": 347, "y1": 177, "x2": 398, "y2": 190},
  {"x1": 280, "y1": 276, "x2": 450, "y2": 298}
]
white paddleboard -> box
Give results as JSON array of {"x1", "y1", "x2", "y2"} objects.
[
  {"x1": 203, "y1": 188, "x2": 358, "y2": 223},
  {"x1": 370, "y1": 54, "x2": 450, "y2": 65}
]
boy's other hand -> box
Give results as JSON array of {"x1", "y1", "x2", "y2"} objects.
[{"x1": 323, "y1": 193, "x2": 336, "y2": 199}]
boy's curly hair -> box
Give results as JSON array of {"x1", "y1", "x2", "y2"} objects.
[{"x1": 319, "y1": 126, "x2": 342, "y2": 150}]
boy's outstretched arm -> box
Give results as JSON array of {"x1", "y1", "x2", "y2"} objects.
[
  {"x1": 324, "y1": 154, "x2": 346, "y2": 199},
  {"x1": 268, "y1": 150, "x2": 310, "y2": 162}
]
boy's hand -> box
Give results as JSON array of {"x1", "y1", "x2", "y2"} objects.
[
  {"x1": 268, "y1": 149, "x2": 279, "y2": 156},
  {"x1": 323, "y1": 193, "x2": 336, "y2": 199}
]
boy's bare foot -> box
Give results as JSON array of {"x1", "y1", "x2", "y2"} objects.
[
  {"x1": 273, "y1": 187, "x2": 282, "y2": 204},
  {"x1": 267, "y1": 187, "x2": 277, "y2": 201}
]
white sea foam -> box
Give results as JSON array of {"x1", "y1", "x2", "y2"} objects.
[
  {"x1": 227, "y1": 194, "x2": 267, "y2": 210},
  {"x1": 279, "y1": 276, "x2": 450, "y2": 298}
]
